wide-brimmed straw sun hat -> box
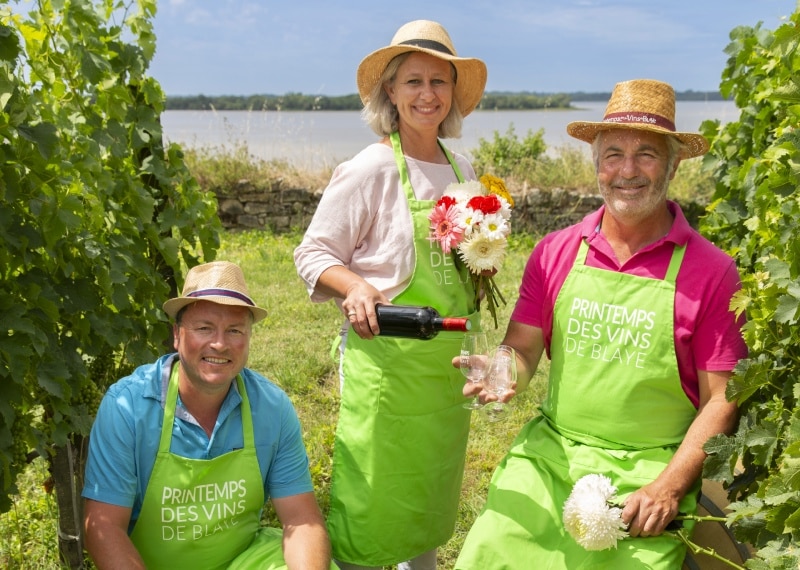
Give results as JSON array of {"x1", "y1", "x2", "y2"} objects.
[
  {"x1": 356, "y1": 20, "x2": 487, "y2": 117},
  {"x1": 566, "y1": 79, "x2": 709, "y2": 159},
  {"x1": 163, "y1": 261, "x2": 267, "y2": 323}
]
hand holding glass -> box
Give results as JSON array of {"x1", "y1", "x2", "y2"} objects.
[
  {"x1": 460, "y1": 332, "x2": 489, "y2": 410},
  {"x1": 484, "y1": 345, "x2": 517, "y2": 421}
]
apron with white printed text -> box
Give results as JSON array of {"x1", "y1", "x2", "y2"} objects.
[
  {"x1": 130, "y1": 364, "x2": 286, "y2": 570},
  {"x1": 327, "y1": 132, "x2": 479, "y2": 566},
  {"x1": 457, "y1": 240, "x2": 700, "y2": 569}
]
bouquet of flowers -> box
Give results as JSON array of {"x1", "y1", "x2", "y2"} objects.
[{"x1": 427, "y1": 174, "x2": 514, "y2": 328}]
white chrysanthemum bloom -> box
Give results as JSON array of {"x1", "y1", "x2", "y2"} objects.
[
  {"x1": 458, "y1": 233, "x2": 506, "y2": 273},
  {"x1": 458, "y1": 207, "x2": 484, "y2": 237},
  {"x1": 571, "y1": 474, "x2": 619, "y2": 503},
  {"x1": 479, "y1": 212, "x2": 510, "y2": 239},
  {"x1": 444, "y1": 180, "x2": 485, "y2": 202},
  {"x1": 563, "y1": 474, "x2": 629, "y2": 551}
]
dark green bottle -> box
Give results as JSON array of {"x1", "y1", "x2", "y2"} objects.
[{"x1": 375, "y1": 304, "x2": 471, "y2": 340}]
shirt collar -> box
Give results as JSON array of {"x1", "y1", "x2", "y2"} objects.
[{"x1": 581, "y1": 200, "x2": 691, "y2": 247}]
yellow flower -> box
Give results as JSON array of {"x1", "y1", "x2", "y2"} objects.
[{"x1": 480, "y1": 173, "x2": 514, "y2": 208}]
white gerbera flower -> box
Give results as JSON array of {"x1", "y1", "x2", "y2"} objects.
[
  {"x1": 457, "y1": 207, "x2": 484, "y2": 237},
  {"x1": 563, "y1": 474, "x2": 629, "y2": 551},
  {"x1": 458, "y1": 233, "x2": 506, "y2": 273},
  {"x1": 444, "y1": 180, "x2": 485, "y2": 202},
  {"x1": 477, "y1": 212, "x2": 510, "y2": 239}
]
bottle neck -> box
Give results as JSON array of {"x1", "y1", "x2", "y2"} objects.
[{"x1": 438, "y1": 317, "x2": 471, "y2": 332}]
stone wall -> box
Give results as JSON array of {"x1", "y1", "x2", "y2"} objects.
[
  {"x1": 215, "y1": 179, "x2": 610, "y2": 235},
  {"x1": 215, "y1": 179, "x2": 702, "y2": 234}
]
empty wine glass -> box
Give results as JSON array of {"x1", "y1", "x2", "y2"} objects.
[
  {"x1": 484, "y1": 345, "x2": 517, "y2": 422},
  {"x1": 460, "y1": 331, "x2": 489, "y2": 410}
]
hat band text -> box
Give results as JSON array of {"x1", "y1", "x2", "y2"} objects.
[
  {"x1": 602, "y1": 112, "x2": 675, "y2": 132},
  {"x1": 398, "y1": 39, "x2": 454, "y2": 56},
  {"x1": 187, "y1": 288, "x2": 255, "y2": 306}
]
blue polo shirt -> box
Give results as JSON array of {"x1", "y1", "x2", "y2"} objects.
[{"x1": 82, "y1": 353, "x2": 313, "y2": 529}]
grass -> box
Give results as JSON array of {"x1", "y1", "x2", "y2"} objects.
[
  {"x1": 0, "y1": 230, "x2": 547, "y2": 569},
  {"x1": 182, "y1": 142, "x2": 333, "y2": 195},
  {"x1": 0, "y1": 459, "x2": 61, "y2": 569}
]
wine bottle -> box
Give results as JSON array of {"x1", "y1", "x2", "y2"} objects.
[{"x1": 375, "y1": 304, "x2": 471, "y2": 340}]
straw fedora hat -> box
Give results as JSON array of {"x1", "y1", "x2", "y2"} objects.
[
  {"x1": 163, "y1": 261, "x2": 267, "y2": 323},
  {"x1": 566, "y1": 79, "x2": 709, "y2": 159},
  {"x1": 356, "y1": 20, "x2": 487, "y2": 117}
]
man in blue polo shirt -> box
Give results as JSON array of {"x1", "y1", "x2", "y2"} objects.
[{"x1": 82, "y1": 261, "x2": 332, "y2": 570}]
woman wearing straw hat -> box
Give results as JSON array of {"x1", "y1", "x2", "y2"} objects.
[
  {"x1": 83, "y1": 261, "x2": 333, "y2": 569},
  {"x1": 294, "y1": 20, "x2": 487, "y2": 570},
  {"x1": 455, "y1": 79, "x2": 747, "y2": 569}
]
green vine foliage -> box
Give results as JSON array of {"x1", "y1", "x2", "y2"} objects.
[
  {"x1": 700, "y1": 10, "x2": 800, "y2": 569},
  {"x1": 0, "y1": 0, "x2": 220, "y2": 511}
]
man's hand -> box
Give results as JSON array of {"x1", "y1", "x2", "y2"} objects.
[{"x1": 621, "y1": 480, "x2": 681, "y2": 537}]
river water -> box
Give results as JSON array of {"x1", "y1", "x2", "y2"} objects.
[{"x1": 161, "y1": 100, "x2": 739, "y2": 170}]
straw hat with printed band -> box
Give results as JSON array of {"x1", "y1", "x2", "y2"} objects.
[
  {"x1": 566, "y1": 79, "x2": 710, "y2": 159},
  {"x1": 163, "y1": 261, "x2": 268, "y2": 323},
  {"x1": 356, "y1": 20, "x2": 487, "y2": 117}
]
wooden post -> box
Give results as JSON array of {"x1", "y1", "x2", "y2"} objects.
[{"x1": 51, "y1": 437, "x2": 88, "y2": 569}]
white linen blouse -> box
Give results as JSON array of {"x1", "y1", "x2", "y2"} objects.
[{"x1": 294, "y1": 142, "x2": 476, "y2": 308}]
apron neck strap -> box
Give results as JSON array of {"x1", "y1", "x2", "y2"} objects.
[
  {"x1": 663, "y1": 244, "x2": 686, "y2": 284},
  {"x1": 389, "y1": 131, "x2": 465, "y2": 202},
  {"x1": 161, "y1": 362, "x2": 255, "y2": 452}
]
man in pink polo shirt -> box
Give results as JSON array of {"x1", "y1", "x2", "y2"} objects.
[{"x1": 455, "y1": 79, "x2": 747, "y2": 569}]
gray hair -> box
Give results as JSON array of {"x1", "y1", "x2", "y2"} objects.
[
  {"x1": 361, "y1": 52, "x2": 464, "y2": 139},
  {"x1": 591, "y1": 130, "x2": 684, "y2": 177}
]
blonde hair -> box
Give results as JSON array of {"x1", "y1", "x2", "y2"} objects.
[{"x1": 360, "y1": 52, "x2": 464, "y2": 138}]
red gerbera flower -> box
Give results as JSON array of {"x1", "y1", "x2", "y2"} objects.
[{"x1": 467, "y1": 194, "x2": 502, "y2": 215}]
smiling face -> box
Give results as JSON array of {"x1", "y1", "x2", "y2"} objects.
[
  {"x1": 384, "y1": 51, "x2": 454, "y2": 136},
  {"x1": 595, "y1": 128, "x2": 679, "y2": 225},
  {"x1": 173, "y1": 300, "x2": 252, "y2": 398}
]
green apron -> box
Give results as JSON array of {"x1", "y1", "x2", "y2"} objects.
[
  {"x1": 130, "y1": 364, "x2": 287, "y2": 570},
  {"x1": 457, "y1": 240, "x2": 700, "y2": 570},
  {"x1": 326, "y1": 132, "x2": 479, "y2": 566}
]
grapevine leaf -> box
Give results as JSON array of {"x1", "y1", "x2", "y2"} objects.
[
  {"x1": 0, "y1": 23, "x2": 20, "y2": 61},
  {"x1": 779, "y1": 441, "x2": 800, "y2": 491},
  {"x1": 774, "y1": 294, "x2": 799, "y2": 323},
  {"x1": 16, "y1": 122, "x2": 58, "y2": 160},
  {"x1": 704, "y1": 433, "x2": 739, "y2": 482}
]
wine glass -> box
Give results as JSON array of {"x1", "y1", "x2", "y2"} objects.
[
  {"x1": 460, "y1": 331, "x2": 489, "y2": 410},
  {"x1": 484, "y1": 345, "x2": 517, "y2": 422}
]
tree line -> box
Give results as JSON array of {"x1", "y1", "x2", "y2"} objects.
[{"x1": 164, "y1": 90, "x2": 726, "y2": 111}]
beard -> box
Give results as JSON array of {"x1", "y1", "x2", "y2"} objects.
[{"x1": 598, "y1": 171, "x2": 671, "y2": 224}]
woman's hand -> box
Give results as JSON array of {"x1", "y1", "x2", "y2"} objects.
[
  {"x1": 342, "y1": 281, "x2": 389, "y2": 340},
  {"x1": 316, "y1": 266, "x2": 389, "y2": 340}
]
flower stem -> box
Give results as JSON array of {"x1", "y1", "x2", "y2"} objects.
[
  {"x1": 668, "y1": 530, "x2": 745, "y2": 570},
  {"x1": 676, "y1": 514, "x2": 728, "y2": 523}
]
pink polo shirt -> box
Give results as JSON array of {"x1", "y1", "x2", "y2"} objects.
[{"x1": 511, "y1": 201, "x2": 747, "y2": 407}]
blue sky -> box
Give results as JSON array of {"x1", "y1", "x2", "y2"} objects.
[{"x1": 149, "y1": 0, "x2": 795, "y2": 97}]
